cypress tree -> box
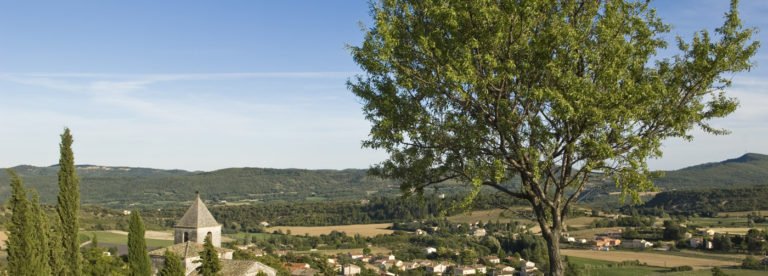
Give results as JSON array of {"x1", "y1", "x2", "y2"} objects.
[
  {"x1": 48, "y1": 222, "x2": 66, "y2": 276},
  {"x1": 6, "y1": 169, "x2": 33, "y2": 275},
  {"x1": 159, "y1": 250, "x2": 184, "y2": 276},
  {"x1": 29, "y1": 190, "x2": 52, "y2": 276},
  {"x1": 56, "y1": 127, "x2": 81, "y2": 275},
  {"x1": 128, "y1": 210, "x2": 151, "y2": 276},
  {"x1": 197, "y1": 235, "x2": 221, "y2": 276},
  {"x1": 6, "y1": 169, "x2": 52, "y2": 276}
]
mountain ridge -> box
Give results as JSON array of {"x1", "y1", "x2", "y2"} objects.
[{"x1": 1, "y1": 153, "x2": 765, "y2": 208}]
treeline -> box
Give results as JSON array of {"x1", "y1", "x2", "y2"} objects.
[
  {"x1": 638, "y1": 185, "x2": 768, "y2": 216},
  {"x1": 140, "y1": 193, "x2": 528, "y2": 231}
]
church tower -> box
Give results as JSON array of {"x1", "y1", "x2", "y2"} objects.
[{"x1": 173, "y1": 192, "x2": 222, "y2": 247}]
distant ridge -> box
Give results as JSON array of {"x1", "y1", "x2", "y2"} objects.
[
  {"x1": 575, "y1": 153, "x2": 768, "y2": 203},
  {"x1": 652, "y1": 153, "x2": 768, "y2": 191},
  {"x1": 1, "y1": 153, "x2": 765, "y2": 208}
]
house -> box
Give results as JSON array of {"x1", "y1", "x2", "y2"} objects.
[
  {"x1": 519, "y1": 259, "x2": 538, "y2": 276},
  {"x1": 259, "y1": 221, "x2": 270, "y2": 228},
  {"x1": 699, "y1": 229, "x2": 716, "y2": 236},
  {"x1": 426, "y1": 262, "x2": 450, "y2": 274},
  {"x1": 349, "y1": 253, "x2": 364, "y2": 260},
  {"x1": 474, "y1": 265, "x2": 486, "y2": 274},
  {"x1": 412, "y1": 259, "x2": 433, "y2": 267},
  {"x1": 284, "y1": 262, "x2": 311, "y2": 270},
  {"x1": 566, "y1": 237, "x2": 576, "y2": 243},
  {"x1": 415, "y1": 229, "x2": 427, "y2": 235},
  {"x1": 424, "y1": 247, "x2": 437, "y2": 254},
  {"x1": 401, "y1": 261, "x2": 420, "y2": 270},
  {"x1": 594, "y1": 237, "x2": 621, "y2": 247},
  {"x1": 453, "y1": 266, "x2": 476, "y2": 275},
  {"x1": 342, "y1": 264, "x2": 361, "y2": 275},
  {"x1": 489, "y1": 265, "x2": 515, "y2": 276},
  {"x1": 472, "y1": 228, "x2": 487, "y2": 237},
  {"x1": 690, "y1": 238, "x2": 703, "y2": 248},
  {"x1": 485, "y1": 256, "x2": 501, "y2": 264},
  {"x1": 622, "y1": 239, "x2": 653, "y2": 249}
]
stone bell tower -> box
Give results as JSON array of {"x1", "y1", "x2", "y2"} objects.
[{"x1": 173, "y1": 192, "x2": 222, "y2": 247}]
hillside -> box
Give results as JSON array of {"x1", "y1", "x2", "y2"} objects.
[
  {"x1": 579, "y1": 153, "x2": 768, "y2": 203},
  {"x1": 652, "y1": 153, "x2": 768, "y2": 190},
  {"x1": 638, "y1": 185, "x2": 768, "y2": 214},
  {"x1": 2, "y1": 153, "x2": 766, "y2": 209},
  {"x1": 0, "y1": 166, "x2": 408, "y2": 208}
]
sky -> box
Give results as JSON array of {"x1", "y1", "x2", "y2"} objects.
[{"x1": 0, "y1": 1, "x2": 766, "y2": 172}]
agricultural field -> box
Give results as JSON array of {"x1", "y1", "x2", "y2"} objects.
[
  {"x1": 688, "y1": 216, "x2": 768, "y2": 229},
  {"x1": 561, "y1": 249, "x2": 739, "y2": 270},
  {"x1": 83, "y1": 230, "x2": 174, "y2": 248},
  {"x1": 568, "y1": 256, "x2": 765, "y2": 276},
  {"x1": 266, "y1": 223, "x2": 394, "y2": 237},
  {"x1": 292, "y1": 246, "x2": 391, "y2": 256},
  {"x1": 717, "y1": 210, "x2": 768, "y2": 217}
]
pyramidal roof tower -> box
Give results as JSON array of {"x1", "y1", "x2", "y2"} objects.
[{"x1": 173, "y1": 192, "x2": 222, "y2": 247}]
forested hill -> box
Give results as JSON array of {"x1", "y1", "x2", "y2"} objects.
[
  {"x1": 576, "y1": 153, "x2": 768, "y2": 203},
  {"x1": 0, "y1": 165, "x2": 408, "y2": 208},
  {"x1": 2, "y1": 153, "x2": 766, "y2": 208},
  {"x1": 651, "y1": 153, "x2": 768, "y2": 190},
  {"x1": 638, "y1": 185, "x2": 768, "y2": 215}
]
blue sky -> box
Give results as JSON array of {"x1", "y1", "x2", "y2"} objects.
[{"x1": 0, "y1": 1, "x2": 766, "y2": 171}]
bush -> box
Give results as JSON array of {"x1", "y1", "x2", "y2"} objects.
[
  {"x1": 670, "y1": 265, "x2": 693, "y2": 272},
  {"x1": 741, "y1": 255, "x2": 766, "y2": 270}
]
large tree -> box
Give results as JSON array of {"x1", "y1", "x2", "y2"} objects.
[
  {"x1": 56, "y1": 127, "x2": 81, "y2": 275},
  {"x1": 349, "y1": 0, "x2": 758, "y2": 275},
  {"x1": 128, "y1": 210, "x2": 151, "y2": 276}
]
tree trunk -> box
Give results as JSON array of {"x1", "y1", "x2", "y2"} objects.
[
  {"x1": 544, "y1": 233, "x2": 565, "y2": 276},
  {"x1": 538, "y1": 214, "x2": 565, "y2": 276}
]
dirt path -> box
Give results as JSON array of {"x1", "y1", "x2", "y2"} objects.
[{"x1": 561, "y1": 249, "x2": 739, "y2": 270}]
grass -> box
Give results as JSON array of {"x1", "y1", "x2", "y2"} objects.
[
  {"x1": 567, "y1": 256, "x2": 766, "y2": 275},
  {"x1": 567, "y1": 256, "x2": 669, "y2": 276},
  {"x1": 83, "y1": 231, "x2": 173, "y2": 248},
  {"x1": 688, "y1": 216, "x2": 768, "y2": 229}
]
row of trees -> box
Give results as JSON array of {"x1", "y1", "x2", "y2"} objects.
[{"x1": 4, "y1": 129, "x2": 190, "y2": 276}]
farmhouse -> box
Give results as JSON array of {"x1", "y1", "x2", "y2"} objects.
[{"x1": 149, "y1": 193, "x2": 276, "y2": 276}]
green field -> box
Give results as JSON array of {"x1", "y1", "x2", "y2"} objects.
[
  {"x1": 224, "y1": 232, "x2": 277, "y2": 242},
  {"x1": 568, "y1": 256, "x2": 669, "y2": 276},
  {"x1": 83, "y1": 231, "x2": 173, "y2": 248},
  {"x1": 568, "y1": 256, "x2": 766, "y2": 276}
]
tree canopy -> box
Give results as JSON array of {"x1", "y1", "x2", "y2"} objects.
[{"x1": 349, "y1": 0, "x2": 758, "y2": 275}]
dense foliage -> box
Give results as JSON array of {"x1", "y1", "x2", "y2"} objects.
[
  {"x1": 639, "y1": 185, "x2": 768, "y2": 215},
  {"x1": 142, "y1": 193, "x2": 526, "y2": 230}
]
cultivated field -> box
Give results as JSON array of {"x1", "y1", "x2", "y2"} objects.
[
  {"x1": 561, "y1": 249, "x2": 740, "y2": 270},
  {"x1": 106, "y1": 230, "x2": 173, "y2": 240},
  {"x1": 717, "y1": 210, "x2": 768, "y2": 217},
  {"x1": 83, "y1": 231, "x2": 174, "y2": 248},
  {"x1": 267, "y1": 223, "x2": 394, "y2": 237},
  {"x1": 293, "y1": 246, "x2": 391, "y2": 256}
]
